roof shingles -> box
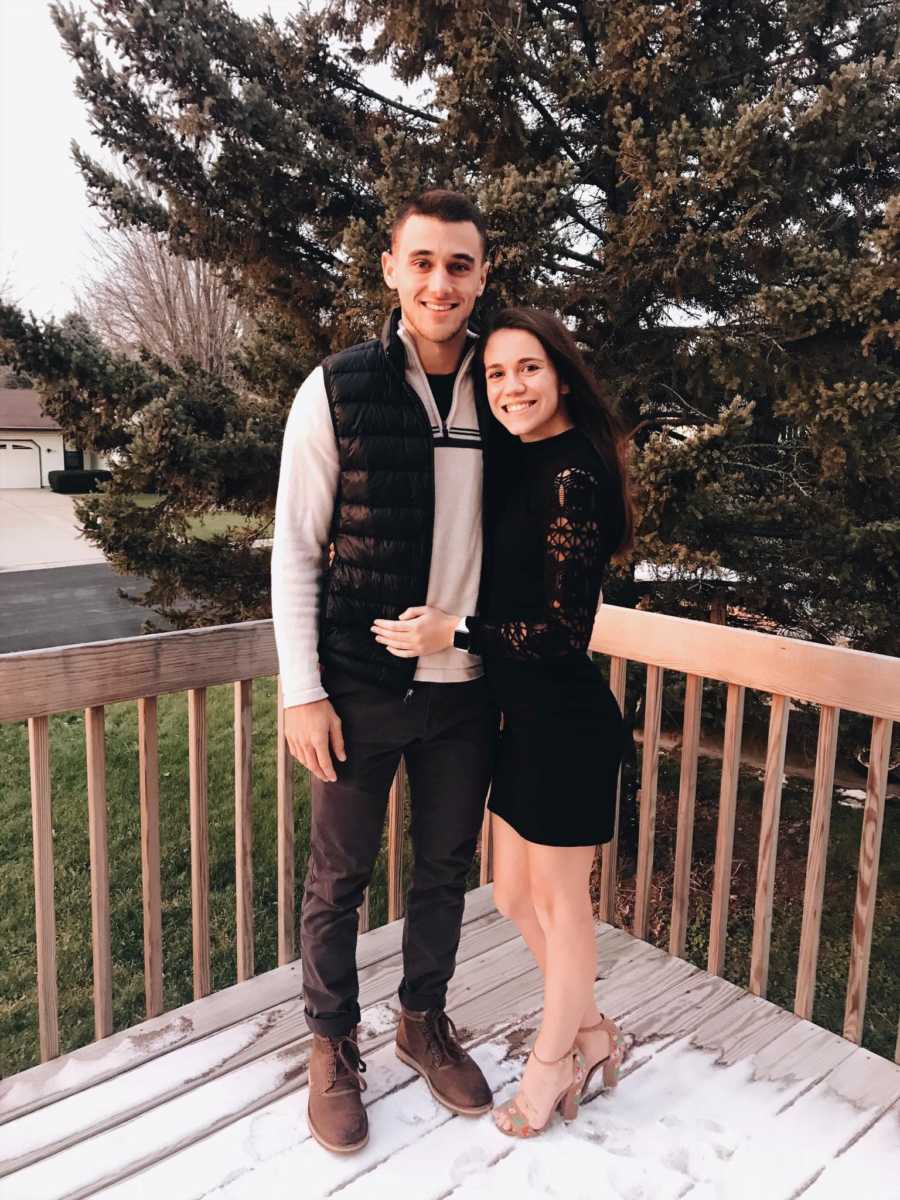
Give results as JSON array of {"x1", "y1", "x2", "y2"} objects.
[{"x1": 0, "y1": 389, "x2": 61, "y2": 431}]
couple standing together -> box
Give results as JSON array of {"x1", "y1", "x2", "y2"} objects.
[{"x1": 271, "y1": 190, "x2": 634, "y2": 1153}]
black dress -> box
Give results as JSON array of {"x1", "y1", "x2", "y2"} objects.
[{"x1": 468, "y1": 427, "x2": 626, "y2": 847}]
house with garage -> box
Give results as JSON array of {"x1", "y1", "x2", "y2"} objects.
[{"x1": 0, "y1": 388, "x2": 106, "y2": 489}]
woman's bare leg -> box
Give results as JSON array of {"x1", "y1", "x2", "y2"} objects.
[
  {"x1": 492, "y1": 815, "x2": 605, "y2": 1032},
  {"x1": 527, "y1": 842, "x2": 598, "y2": 1061},
  {"x1": 490, "y1": 813, "x2": 549, "y2": 969},
  {"x1": 492, "y1": 823, "x2": 607, "y2": 1131}
]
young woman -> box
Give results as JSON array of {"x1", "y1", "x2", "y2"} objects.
[{"x1": 372, "y1": 308, "x2": 634, "y2": 1137}]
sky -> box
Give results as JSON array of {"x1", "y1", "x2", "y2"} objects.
[{"x1": 0, "y1": 1, "x2": 362, "y2": 321}]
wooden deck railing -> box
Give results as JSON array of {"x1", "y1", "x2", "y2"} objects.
[{"x1": 0, "y1": 607, "x2": 897, "y2": 1069}]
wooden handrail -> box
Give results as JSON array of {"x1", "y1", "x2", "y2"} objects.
[
  {"x1": 589, "y1": 606, "x2": 900, "y2": 720},
  {"x1": 0, "y1": 621, "x2": 277, "y2": 724},
  {"x1": 1, "y1": 605, "x2": 898, "y2": 724},
  {"x1": 2, "y1": 608, "x2": 897, "y2": 1068}
]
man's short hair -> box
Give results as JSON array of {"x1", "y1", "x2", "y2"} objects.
[{"x1": 390, "y1": 190, "x2": 488, "y2": 260}]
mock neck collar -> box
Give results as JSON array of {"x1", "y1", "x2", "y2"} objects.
[
  {"x1": 380, "y1": 306, "x2": 478, "y2": 365},
  {"x1": 518, "y1": 426, "x2": 583, "y2": 456}
]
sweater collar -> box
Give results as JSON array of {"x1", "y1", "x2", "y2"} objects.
[
  {"x1": 518, "y1": 426, "x2": 584, "y2": 459},
  {"x1": 380, "y1": 306, "x2": 479, "y2": 373}
]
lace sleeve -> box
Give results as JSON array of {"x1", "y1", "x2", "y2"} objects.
[{"x1": 469, "y1": 467, "x2": 606, "y2": 660}]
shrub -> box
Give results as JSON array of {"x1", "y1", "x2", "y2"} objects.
[{"x1": 48, "y1": 469, "x2": 112, "y2": 494}]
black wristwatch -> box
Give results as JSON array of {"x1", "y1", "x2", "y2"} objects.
[{"x1": 452, "y1": 616, "x2": 472, "y2": 651}]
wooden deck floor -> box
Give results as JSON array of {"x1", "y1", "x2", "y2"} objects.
[{"x1": 2, "y1": 884, "x2": 898, "y2": 1200}]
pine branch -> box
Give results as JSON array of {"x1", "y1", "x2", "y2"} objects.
[
  {"x1": 330, "y1": 67, "x2": 441, "y2": 124},
  {"x1": 515, "y1": 81, "x2": 583, "y2": 166}
]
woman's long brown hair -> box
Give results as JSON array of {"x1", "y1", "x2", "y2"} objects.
[{"x1": 476, "y1": 307, "x2": 635, "y2": 557}]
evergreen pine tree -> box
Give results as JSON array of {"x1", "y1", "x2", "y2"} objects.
[{"x1": 1, "y1": 0, "x2": 897, "y2": 650}]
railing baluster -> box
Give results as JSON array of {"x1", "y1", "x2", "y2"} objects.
[
  {"x1": 276, "y1": 678, "x2": 295, "y2": 964},
  {"x1": 749, "y1": 693, "x2": 791, "y2": 997},
  {"x1": 188, "y1": 688, "x2": 211, "y2": 999},
  {"x1": 708, "y1": 683, "x2": 746, "y2": 977},
  {"x1": 795, "y1": 704, "x2": 841, "y2": 1020},
  {"x1": 481, "y1": 714, "x2": 505, "y2": 888},
  {"x1": 28, "y1": 714, "x2": 59, "y2": 1062},
  {"x1": 669, "y1": 673, "x2": 705, "y2": 957},
  {"x1": 137, "y1": 696, "x2": 163, "y2": 1017},
  {"x1": 599, "y1": 656, "x2": 628, "y2": 924},
  {"x1": 85, "y1": 705, "x2": 113, "y2": 1038},
  {"x1": 387, "y1": 760, "x2": 406, "y2": 922},
  {"x1": 634, "y1": 664, "x2": 664, "y2": 939},
  {"x1": 358, "y1": 887, "x2": 370, "y2": 933},
  {"x1": 479, "y1": 801, "x2": 494, "y2": 886},
  {"x1": 234, "y1": 680, "x2": 254, "y2": 983},
  {"x1": 843, "y1": 716, "x2": 893, "y2": 1043}
]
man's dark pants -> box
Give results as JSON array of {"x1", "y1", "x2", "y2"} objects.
[{"x1": 300, "y1": 668, "x2": 498, "y2": 1037}]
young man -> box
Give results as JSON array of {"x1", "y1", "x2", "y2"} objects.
[{"x1": 271, "y1": 191, "x2": 499, "y2": 1154}]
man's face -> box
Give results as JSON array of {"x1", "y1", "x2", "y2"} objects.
[{"x1": 381, "y1": 214, "x2": 487, "y2": 348}]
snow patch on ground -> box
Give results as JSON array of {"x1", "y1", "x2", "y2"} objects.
[
  {"x1": 89, "y1": 1029, "x2": 898, "y2": 1200},
  {"x1": 0, "y1": 1016, "x2": 193, "y2": 1116},
  {"x1": 837, "y1": 788, "x2": 867, "y2": 809},
  {"x1": 360, "y1": 1002, "x2": 400, "y2": 1038},
  {"x1": 1, "y1": 1018, "x2": 264, "y2": 1164}
]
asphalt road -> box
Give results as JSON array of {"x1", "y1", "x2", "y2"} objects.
[{"x1": 0, "y1": 563, "x2": 173, "y2": 653}]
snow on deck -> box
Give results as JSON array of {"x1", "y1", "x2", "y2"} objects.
[{"x1": 2, "y1": 886, "x2": 898, "y2": 1200}]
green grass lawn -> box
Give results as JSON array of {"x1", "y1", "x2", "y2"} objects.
[
  {"x1": 1, "y1": 687, "x2": 896, "y2": 1075},
  {"x1": 129, "y1": 495, "x2": 269, "y2": 540},
  {"x1": 1, "y1": 681, "x2": 349, "y2": 1075}
]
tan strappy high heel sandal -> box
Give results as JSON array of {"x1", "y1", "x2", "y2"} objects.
[
  {"x1": 577, "y1": 1014, "x2": 628, "y2": 1097},
  {"x1": 493, "y1": 1044, "x2": 586, "y2": 1138}
]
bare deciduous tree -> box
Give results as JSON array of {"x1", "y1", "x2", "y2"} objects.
[
  {"x1": 77, "y1": 228, "x2": 246, "y2": 376},
  {"x1": 0, "y1": 265, "x2": 18, "y2": 306}
]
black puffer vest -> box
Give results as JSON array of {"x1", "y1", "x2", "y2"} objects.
[{"x1": 318, "y1": 309, "x2": 493, "y2": 691}]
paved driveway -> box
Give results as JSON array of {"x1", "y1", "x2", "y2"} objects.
[
  {"x1": 0, "y1": 563, "x2": 172, "y2": 652},
  {"x1": 0, "y1": 488, "x2": 108, "y2": 571}
]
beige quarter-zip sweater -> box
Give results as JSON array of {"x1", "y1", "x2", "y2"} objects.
[{"x1": 271, "y1": 323, "x2": 485, "y2": 708}]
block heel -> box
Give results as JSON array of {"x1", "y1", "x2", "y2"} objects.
[{"x1": 577, "y1": 1014, "x2": 628, "y2": 1097}]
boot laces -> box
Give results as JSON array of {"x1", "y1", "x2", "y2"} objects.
[
  {"x1": 425, "y1": 1009, "x2": 466, "y2": 1066},
  {"x1": 330, "y1": 1035, "x2": 368, "y2": 1092}
]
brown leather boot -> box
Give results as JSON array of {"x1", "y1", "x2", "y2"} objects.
[
  {"x1": 306, "y1": 1027, "x2": 369, "y2": 1154},
  {"x1": 395, "y1": 1006, "x2": 493, "y2": 1115}
]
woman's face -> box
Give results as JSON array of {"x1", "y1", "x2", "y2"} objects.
[{"x1": 483, "y1": 327, "x2": 571, "y2": 442}]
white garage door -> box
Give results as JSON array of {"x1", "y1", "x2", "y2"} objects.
[{"x1": 0, "y1": 441, "x2": 41, "y2": 488}]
